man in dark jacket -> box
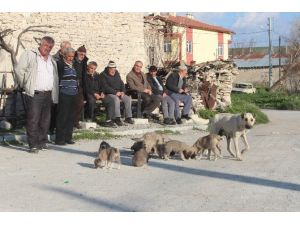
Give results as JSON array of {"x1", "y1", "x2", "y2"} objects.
[
  {"x1": 147, "y1": 66, "x2": 176, "y2": 125},
  {"x1": 73, "y1": 45, "x2": 88, "y2": 129},
  {"x1": 85, "y1": 61, "x2": 115, "y2": 127},
  {"x1": 165, "y1": 65, "x2": 192, "y2": 124},
  {"x1": 99, "y1": 61, "x2": 134, "y2": 126}
]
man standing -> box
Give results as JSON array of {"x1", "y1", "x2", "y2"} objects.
[
  {"x1": 73, "y1": 45, "x2": 88, "y2": 129},
  {"x1": 146, "y1": 66, "x2": 176, "y2": 125},
  {"x1": 85, "y1": 61, "x2": 116, "y2": 127},
  {"x1": 53, "y1": 41, "x2": 71, "y2": 62},
  {"x1": 126, "y1": 61, "x2": 160, "y2": 119},
  {"x1": 15, "y1": 36, "x2": 59, "y2": 153},
  {"x1": 100, "y1": 61, "x2": 134, "y2": 126},
  {"x1": 49, "y1": 40, "x2": 71, "y2": 134},
  {"x1": 165, "y1": 65, "x2": 193, "y2": 124}
]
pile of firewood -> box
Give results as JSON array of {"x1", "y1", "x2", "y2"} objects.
[{"x1": 158, "y1": 59, "x2": 239, "y2": 112}]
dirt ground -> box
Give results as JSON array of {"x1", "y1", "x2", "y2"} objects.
[{"x1": 0, "y1": 109, "x2": 300, "y2": 211}]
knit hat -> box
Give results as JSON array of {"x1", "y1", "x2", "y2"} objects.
[
  {"x1": 149, "y1": 65, "x2": 158, "y2": 72},
  {"x1": 107, "y1": 60, "x2": 117, "y2": 68},
  {"x1": 178, "y1": 64, "x2": 187, "y2": 71},
  {"x1": 77, "y1": 45, "x2": 86, "y2": 53}
]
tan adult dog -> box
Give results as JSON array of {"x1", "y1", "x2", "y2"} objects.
[{"x1": 209, "y1": 112, "x2": 256, "y2": 161}]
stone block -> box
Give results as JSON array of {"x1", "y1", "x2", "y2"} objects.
[
  {"x1": 132, "y1": 118, "x2": 149, "y2": 125},
  {"x1": 79, "y1": 122, "x2": 97, "y2": 129}
]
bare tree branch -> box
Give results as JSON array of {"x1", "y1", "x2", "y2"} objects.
[{"x1": 15, "y1": 25, "x2": 55, "y2": 56}]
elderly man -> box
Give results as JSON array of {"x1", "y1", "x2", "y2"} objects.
[
  {"x1": 49, "y1": 40, "x2": 71, "y2": 135},
  {"x1": 99, "y1": 61, "x2": 134, "y2": 126},
  {"x1": 53, "y1": 40, "x2": 71, "y2": 62},
  {"x1": 15, "y1": 36, "x2": 59, "y2": 153},
  {"x1": 126, "y1": 60, "x2": 160, "y2": 119},
  {"x1": 165, "y1": 65, "x2": 193, "y2": 124},
  {"x1": 146, "y1": 65, "x2": 176, "y2": 125},
  {"x1": 73, "y1": 45, "x2": 88, "y2": 129},
  {"x1": 85, "y1": 61, "x2": 116, "y2": 127}
]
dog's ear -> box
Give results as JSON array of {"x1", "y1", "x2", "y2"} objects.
[
  {"x1": 241, "y1": 113, "x2": 245, "y2": 119},
  {"x1": 252, "y1": 113, "x2": 256, "y2": 118}
]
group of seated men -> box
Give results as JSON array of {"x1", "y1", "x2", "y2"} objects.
[{"x1": 55, "y1": 41, "x2": 193, "y2": 128}]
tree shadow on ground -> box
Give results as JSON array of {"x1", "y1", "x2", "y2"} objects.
[
  {"x1": 38, "y1": 185, "x2": 136, "y2": 212},
  {"x1": 148, "y1": 160, "x2": 300, "y2": 192}
]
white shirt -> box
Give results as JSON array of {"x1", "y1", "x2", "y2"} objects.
[{"x1": 35, "y1": 50, "x2": 54, "y2": 91}]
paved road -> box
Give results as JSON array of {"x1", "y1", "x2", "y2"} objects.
[{"x1": 0, "y1": 110, "x2": 299, "y2": 211}]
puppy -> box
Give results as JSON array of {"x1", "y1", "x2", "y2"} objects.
[
  {"x1": 132, "y1": 148, "x2": 150, "y2": 167},
  {"x1": 158, "y1": 140, "x2": 197, "y2": 161},
  {"x1": 130, "y1": 140, "x2": 144, "y2": 153},
  {"x1": 94, "y1": 147, "x2": 121, "y2": 169},
  {"x1": 193, "y1": 134, "x2": 223, "y2": 161},
  {"x1": 209, "y1": 112, "x2": 256, "y2": 161},
  {"x1": 98, "y1": 141, "x2": 111, "y2": 154},
  {"x1": 133, "y1": 132, "x2": 168, "y2": 155}
]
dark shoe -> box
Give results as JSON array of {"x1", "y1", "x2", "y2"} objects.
[
  {"x1": 55, "y1": 141, "x2": 66, "y2": 146},
  {"x1": 28, "y1": 147, "x2": 39, "y2": 154},
  {"x1": 124, "y1": 117, "x2": 134, "y2": 124},
  {"x1": 163, "y1": 118, "x2": 172, "y2": 125},
  {"x1": 176, "y1": 118, "x2": 183, "y2": 124},
  {"x1": 150, "y1": 113, "x2": 160, "y2": 121},
  {"x1": 39, "y1": 143, "x2": 50, "y2": 151},
  {"x1": 114, "y1": 117, "x2": 123, "y2": 126},
  {"x1": 181, "y1": 114, "x2": 191, "y2": 120},
  {"x1": 164, "y1": 118, "x2": 176, "y2": 125},
  {"x1": 74, "y1": 123, "x2": 82, "y2": 129},
  {"x1": 170, "y1": 119, "x2": 176, "y2": 125},
  {"x1": 66, "y1": 140, "x2": 75, "y2": 144},
  {"x1": 102, "y1": 120, "x2": 117, "y2": 128}
]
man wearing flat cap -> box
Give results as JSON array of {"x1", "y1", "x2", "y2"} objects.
[
  {"x1": 165, "y1": 64, "x2": 193, "y2": 124},
  {"x1": 99, "y1": 61, "x2": 134, "y2": 126}
]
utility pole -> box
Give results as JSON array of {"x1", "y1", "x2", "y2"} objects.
[
  {"x1": 268, "y1": 17, "x2": 273, "y2": 88},
  {"x1": 279, "y1": 35, "x2": 281, "y2": 79}
]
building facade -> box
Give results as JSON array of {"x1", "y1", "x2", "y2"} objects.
[{"x1": 145, "y1": 13, "x2": 234, "y2": 66}]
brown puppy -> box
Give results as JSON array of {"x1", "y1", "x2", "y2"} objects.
[
  {"x1": 94, "y1": 147, "x2": 121, "y2": 169},
  {"x1": 132, "y1": 148, "x2": 150, "y2": 167},
  {"x1": 130, "y1": 140, "x2": 144, "y2": 153},
  {"x1": 132, "y1": 132, "x2": 168, "y2": 155},
  {"x1": 158, "y1": 140, "x2": 197, "y2": 161},
  {"x1": 193, "y1": 134, "x2": 223, "y2": 161}
]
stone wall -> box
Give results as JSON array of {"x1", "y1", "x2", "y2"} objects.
[
  {"x1": 235, "y1": 68, "x2": 281, "y2": 86},
  {"x1": 0, "y1": 12, "x2": 147, "y2": 86}
]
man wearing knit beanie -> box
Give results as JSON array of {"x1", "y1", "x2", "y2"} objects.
[{"x1": 73, "y1": 45, "x2": 88, "y2": 129}]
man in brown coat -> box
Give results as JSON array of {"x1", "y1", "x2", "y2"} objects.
[{"x1": 126, "y1": 61, "x2": 160, "y2": 118}]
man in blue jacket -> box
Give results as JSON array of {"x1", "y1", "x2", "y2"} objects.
[{"x1": 165, "y1": 65, "x2": 192, "y2": 124}]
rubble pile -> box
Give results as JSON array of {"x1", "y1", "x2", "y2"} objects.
[{"x1": 158, "y1": 59, "x2": 239, "y2": 112}]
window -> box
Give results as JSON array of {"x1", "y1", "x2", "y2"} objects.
[
  {"x1": 186, "y1": 41, "x2": 192, "y2": 53},
  {"x1": 218, "y1": 44, "x2": 224, "y2": 56},
  {"x1": 164, "y1": 40, "x2": 172, "y2": 53}
]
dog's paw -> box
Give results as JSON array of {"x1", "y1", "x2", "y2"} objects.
[
  {"x1": 241, "y1": 148, "x2": 249, "y2": 154},
  {"x1": 236, "y1": 156, "x2": 243, "y2": 161}
]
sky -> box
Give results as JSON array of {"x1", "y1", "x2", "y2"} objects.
[{"x1": 178, "y1": 12, "x2": 300, "y2": 48}]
